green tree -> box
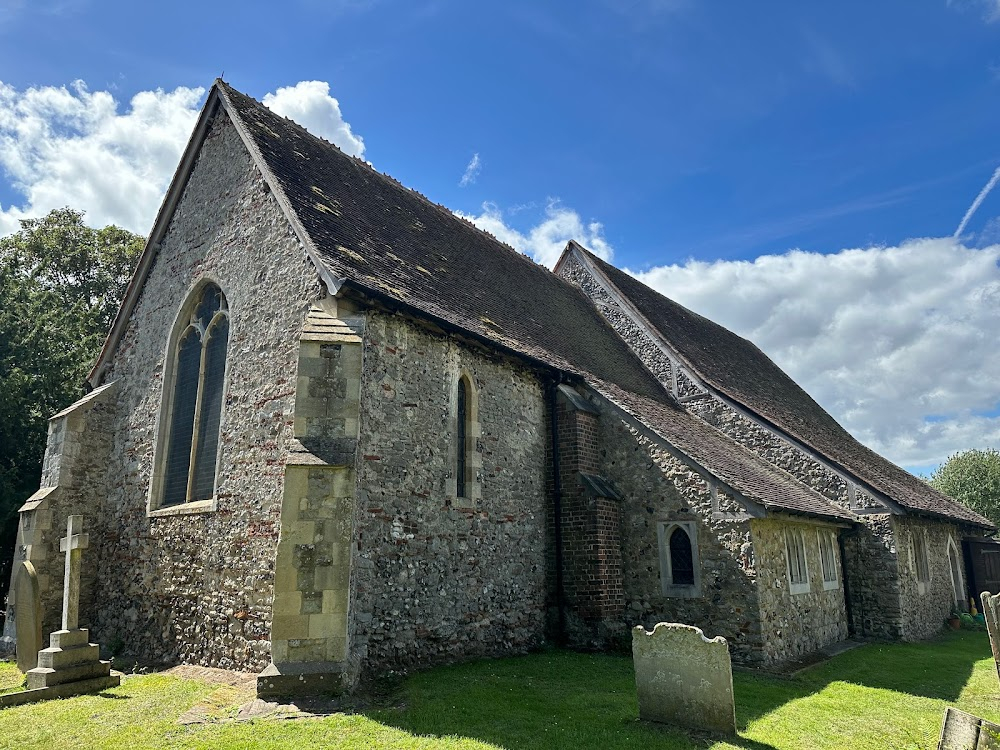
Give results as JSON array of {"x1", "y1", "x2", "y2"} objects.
[
  {"x1": 929, "y1": 448, "x2": 1000, "y2": 527},
  {"x1": 0, "y1": 208, "x2": 143, "y2": 587}
]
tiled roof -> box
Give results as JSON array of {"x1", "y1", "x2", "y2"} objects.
[
  {"x1": 577, "y1": 246, "x2": 994, "y2": 529},
  {"x1": 213, "y1": 82, "x2": 899, "y2": 526},
  {"x1": 590, "y1": 379, "x2": 856, "y2": 522},
  {"x1": 216, "y1": 82, "x2": 666, "y2": 403}
]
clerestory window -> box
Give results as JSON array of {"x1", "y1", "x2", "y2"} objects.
[{"x1": 159, "y1": 283, "x2": 230, "y2": 507}]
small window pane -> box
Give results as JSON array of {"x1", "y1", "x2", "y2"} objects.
[
  {"x1": 191, "y1": 315, "x2": 229, "y2": 501},
  {"x1": 670, "y1": 527, "x2": 694, "y2": 585},
  {"x1": 820, "y1": 532, "x2": 837, "y2": 582},
  {"x1": 162, "y1": 328, "x2": 201, "y2": 506},
  {"x1": 787, "y1": 530, "x2": 808, "y2": 585},
  {"x1": 914, "y1": 535, "x2": 930, "y2": 583},
  {"x1": 194, "y1": 283, "x2": 223, "y2": 329}
]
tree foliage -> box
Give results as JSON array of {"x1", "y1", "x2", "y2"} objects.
[
  {"x1": 0, "y1": 208, "x2": 143, "y2": 586},
  {"x1": 929, "y1": 448, "x2": 1000, "y2": 527}
]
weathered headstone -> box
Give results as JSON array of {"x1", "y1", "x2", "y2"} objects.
[
  {"x1": 13, "y1": 561, "x2": 42, "y2": 672},
  {"x1": 981, "y1": 591, "x2": 1000, "y2": 685},
  {"x1": 938, "y1": 706, "x2": 1000, "y2": 749},
  {"x1": 632, "y1": 622, "x2": 736, "y2": 736},
  {"x1": 20, "y1": 515, "x2": 118, "y2": 699}
]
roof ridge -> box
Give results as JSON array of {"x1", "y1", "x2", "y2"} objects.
[{"x1": 216, "y1": 80, "x2": 555, "y2": 275}]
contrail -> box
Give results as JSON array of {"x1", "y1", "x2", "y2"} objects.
[{"x1": 954, "y1": 164, "x2": 1000, "y2": 238}]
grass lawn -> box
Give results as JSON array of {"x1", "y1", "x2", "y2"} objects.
[{"x1": 0, "y1": 631, "x2": 996, "y2": 749}]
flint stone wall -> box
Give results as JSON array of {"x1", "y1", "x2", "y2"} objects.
[
  {"x1": 892, "y1": 516, "x2": 966, "y2": 640},
  {"x1": 751, "y1": 518, "x2": 848, "y2": 662},
  {"x1": 88, "y1": 109, "x2": 322, "y2": 671},
  {"x1": 558, "y1": 251, "x2": 912, "y2": 642},
  {"x1": 595, "y1": 409, "x2": 764, "y2": 663},
  {"x1": 349, "y1": 311, "x2": 548, "y2": 677},
  {"x1": 2, "y1": 384, "x2": 117, "y2": 655},
  {"x1": 841, "y1": 515, "x2": 901, "y2": 639},
  {"x1": 632, "y1": 622, "x2": 736, "y2": 735}
]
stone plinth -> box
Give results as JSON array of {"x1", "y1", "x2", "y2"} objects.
[
  {"x1": 632, "y1": 622, "x2": 736, "y2": 736},
  {"x1": 257, "y1": 661, "x2": 349, "y2": 698},
  {"x1": 25, "y1": 629, "x2": 118, "y2": 691}
]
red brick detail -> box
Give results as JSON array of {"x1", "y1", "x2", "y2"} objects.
[{"x1": 552, "y1": 400, "x2": 625, "y2": 624}]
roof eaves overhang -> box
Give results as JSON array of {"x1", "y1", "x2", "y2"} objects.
[{"x1": 585, "y1": 385, "x2": 768, "y2": 520}]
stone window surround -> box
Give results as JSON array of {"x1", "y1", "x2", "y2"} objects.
[
  {"x1": 447, "y1": 367, "x2": 481, "y2": 509},
  {"x1": 910, "y1": 529, "x2": 931, "y2": 595},
  {"x1": 657, "y1": 520, "x2": 702, "y2": 598},
  {"x1": 784, "y1": 527, "x2": 811, "y2": 595},
  {"x1": 147, "y1": 276, "x2": 232, "y2": 518},
  {"x1": 947, "y1": 535, "x2": 965, "y2": 607},
  {"x1": 817, "y1": 529, "x2": 839, "y2": 591}
]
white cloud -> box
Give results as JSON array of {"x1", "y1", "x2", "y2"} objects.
[
  {"x1": 457, "y1": 200, "x2": 614, "y2": 267},
  {"x1": 631, "y1": 238, "x2": 1000, "y2": 469},
  {"x1": 0, "y1": 80, "x2": 205, "y2": 235},
  {"x1": 948, "y1": 0, "x2": 1000, "y2": 22},
  {"x1": 459, "y1": 153, "x2": 481, "y2": 187},
  {"x1": 0, "y1": 79, "x2": 367, "y2": 237},
  {"x1": 262, "y1": 81, "x2": 364, "y2": 158}
]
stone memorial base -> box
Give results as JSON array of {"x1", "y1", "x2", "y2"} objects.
[{"x1": 24, "y1": 629, "x2": 118, "y2": 691}]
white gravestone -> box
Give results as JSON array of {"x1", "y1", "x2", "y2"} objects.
[{"x1": 632, "y1": 622, "x2": 737, "y2": 736}]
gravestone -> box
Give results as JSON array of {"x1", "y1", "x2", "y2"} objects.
[
  {"x1": 632, "y1": 622, "x2": 736, "y2": 736},
  {"x1": 23, "y1": 515, "x2": 118, "y2": 694},
  {"x1": 13, "y1": 561, "x2": 42, "y2": 672},
  {"x1": 938, "y1": 706, "x2": 1000, "y2": 749},
  {"x1": 981, "y1": 591, "x2": 1000, "y2": 685}
]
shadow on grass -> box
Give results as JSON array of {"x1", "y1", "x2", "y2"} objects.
[
  {"x1": 363, "y1": 631, "x2": 991, "y2": 750},
  {"x1": 790, "y1": 631, "x2": 987, "y2": 702}
]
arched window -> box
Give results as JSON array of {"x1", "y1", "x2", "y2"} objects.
[
  {"x1": 657, "y1": 521, "x2": 700, "y2": 596},
  {"x1": 947, "y1": 536, "x2": 965, "y2": 608},
  {"x1": 160, "y1": 283, "x2": 230, "y2": 507},
  {"x1": 457, "y1": 376, "x2": 468, "y2": 498},
  {"x1": 451, "y1": 371, "x2": 479, "y2": 507},
  {"x1": 669, "y1": 527, "x2": 694, "y2": 586}
]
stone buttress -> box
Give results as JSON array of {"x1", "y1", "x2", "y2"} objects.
[
  {"x1": 258, "y1": 303, "x2": 362, "y2": 697},
  {"x1": 1, "y1": 383, "x2": 117, "y2": 670}
]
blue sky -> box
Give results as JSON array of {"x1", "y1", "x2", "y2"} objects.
[{"x1": 2, "y1": 0, "x2": 1000, "y2": 472}]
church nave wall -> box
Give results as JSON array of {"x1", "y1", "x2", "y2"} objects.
[{"x1": 350, "y1": 311, "x2": 549, "y2": 678}]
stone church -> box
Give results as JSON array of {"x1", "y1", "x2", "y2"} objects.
[{"x1": 3, "y1": 80, "x2": 992, "y2": 696}]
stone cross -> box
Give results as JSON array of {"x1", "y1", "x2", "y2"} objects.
[{"x1": 58, "y1": 515, "x2": 88, "y2": 632}]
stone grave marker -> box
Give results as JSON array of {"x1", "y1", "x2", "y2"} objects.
[
  {"x1": 938, "y1": 706, "x2": 1000, "y2": 749},
  {"x1": 2, "y1": 515, "x2": 120, "y2": 707},
  {"x1": 632, "y1": 622, "x2": 736, "y2": 736},
  {"x1": 13, "y1": 561, "x2": 42, "y2": 672},
  {"x1": 981, "y1": 591, "x2": 1000, "y2": 685}
]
